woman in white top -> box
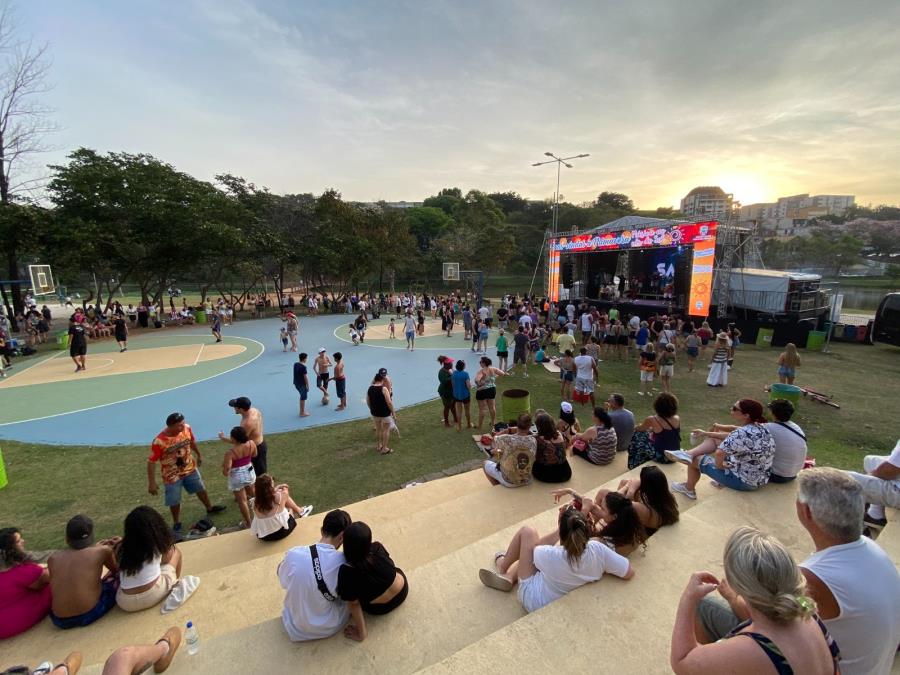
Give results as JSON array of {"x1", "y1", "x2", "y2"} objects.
[
  {"x1": 116, "y1": 506, "x2": 181, "y2": 612},
  {"x1": 251, "y1": 474, "x2": 313, "y2": 542},
  {"x1": 478, "y1": 504, "x2": 634, "y2": 613}
]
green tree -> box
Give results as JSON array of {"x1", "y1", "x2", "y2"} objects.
[
  {"x1": 423, "y1": 187, "x2": 463, "y2": 216},
  {"x1": 595, "y1": 191, "x2": 634, "y2": 211},
  {"x1": 405, "y1": 206, "x2": 453, "y2": 252}
]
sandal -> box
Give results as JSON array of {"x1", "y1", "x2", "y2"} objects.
[
  {"x1": 154, "y1": 626, "x2": 182, "y2": 673},
  {"x1": 379, "y1": 447, "x2": 394, "y2": 455},
  {"x1": 493, "y1": 551, "x2": 506, "y2": 570},
  {"x1": 478, "y1": 568, "x2": 513, "y2": 592}
]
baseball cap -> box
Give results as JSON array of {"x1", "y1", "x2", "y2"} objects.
[
  {"x1": 318, "y1": 347, "x2": 326, "y2": 353},
  {"x1": 560, "y1": 401, "x2": 573, "y2": 414},
  {"x1": 66, "y1": 514, "x2": 94, "y2": 549},
  {"x1": 228, "y1": 396, "x2": 251, "y2": 410},
  {"x1": 378, "y1": 367, "x2": 388, "y2": 376}
]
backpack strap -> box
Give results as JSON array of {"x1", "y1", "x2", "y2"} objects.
[{"x1": 309, "y1": 544, "x2": 338, "y2": 602}]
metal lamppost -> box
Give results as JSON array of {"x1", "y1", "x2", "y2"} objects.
[{"x1": 532, "y1": 152, "x2": 589, "y2": 237}]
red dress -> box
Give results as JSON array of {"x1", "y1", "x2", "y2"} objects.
[{"x1": 0, "y1": 562, "x2": 52, "y2": 638}]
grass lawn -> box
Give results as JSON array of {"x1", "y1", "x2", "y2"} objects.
[{"x1": 1, "y1": 340, "x2": 898, "y2": 549}]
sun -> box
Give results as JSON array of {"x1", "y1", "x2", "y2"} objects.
[{"x1": 713, "y1": 173, "x2": 773, "y2": 206}]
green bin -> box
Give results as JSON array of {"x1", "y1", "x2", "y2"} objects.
[
  {"x1": 770, "y1": 383, "x2": 802, "y2": 408},
  {"x1": 194, "y1": 309, "x2": 207, "y2": 325},
  {"x1": 0, "y1": 447, "x2": 7, "y2": 489},
  {"x1": 501, "y1": 389, "x2": 531, "y2": 422},
  {"x1": 55, "y1": 330, "x2": 68, "y2": 351},
  {"x1": 806, "y1": 330, "x2": 826, "y2": 350},
  {"x1": 755, "y1": 327, "x2": 774, "y2": 347}
]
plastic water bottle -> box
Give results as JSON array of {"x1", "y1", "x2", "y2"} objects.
[{"x1": 185, "y1": 620, "x2": 200, "y2": 655}]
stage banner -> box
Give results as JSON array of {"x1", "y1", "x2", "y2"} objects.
[
  {"x1": 687, "y1": 222, "x2": 717, "y2": 316},
  {"x1": 547, "y1": 248, "x2": 561, "y2": 302}
]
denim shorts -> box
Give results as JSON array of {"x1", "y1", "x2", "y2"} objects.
[
  {"x1": 698, "y1": 456, "x2": 756, "y2": 492},
  {"x1": 164, "y1": 469, "x2": 205, "y2": 506}
]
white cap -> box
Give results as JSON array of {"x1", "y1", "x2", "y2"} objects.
[
  {"x1": 560, "y1": 401, "x2": 573, "y2": 414},
  {"x1": 318, "y1": 347, "x2": 326, "y2": 353}
]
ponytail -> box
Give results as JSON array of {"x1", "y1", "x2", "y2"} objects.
[{"x1": 559, "y1": 508, "x2": 590, "y2": 565}]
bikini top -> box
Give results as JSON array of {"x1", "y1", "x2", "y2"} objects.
[{"x1": 725, "y1": 615, "x2": 840, "y2": 675}]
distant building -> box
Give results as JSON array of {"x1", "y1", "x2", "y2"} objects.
[
  {"x1": 739, "y1": 193, "x2": 855, "y2": 236},
  {"x1": 680, "y1": 186, "x2": 734, "y2": 220},
  {"x1": 360, "y1": 200, "x2": 423, "y2": 210}
]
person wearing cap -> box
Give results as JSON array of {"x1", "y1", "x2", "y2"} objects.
[
  {"x1": 220, "y1": 396, "x2": 268, "y2": 476},
  {"x1": 148, "y1": 412, "x2": 225, "y2": 531},
  {"x1": 47, "y1": 515, "x2": 121, "y2": 629},
  {"x1": 285, "y1": 312, "x2": 299, "y2": 352},
  {"x1": 313, "y1": 348, "x2": 333, "y2": 405}
]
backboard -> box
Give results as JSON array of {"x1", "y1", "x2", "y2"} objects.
[
  {"x1": 442, "y1": 262, "x2": 460, "y2": 282},
  {"x1": 28, "y1": 264, "x2": 55, "y2": 296}
]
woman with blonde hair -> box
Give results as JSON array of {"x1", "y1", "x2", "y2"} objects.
[
  {"x1": 671, "y1": 526, "x2": 840, "y2": 674},
  {"x1": 777, "y1": 343, "x2": 801, "y2": 384},
  {"x1": 478, "y1": 505, "x2": 634, "y2": 613}
]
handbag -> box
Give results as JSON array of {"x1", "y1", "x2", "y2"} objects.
[{"x1": 627, "y1": 430, "x2": 657, "y2": 470}]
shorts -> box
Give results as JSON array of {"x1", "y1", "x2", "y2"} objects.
[
  {"x1": 559, "y1": 371, "x2": 574, "y2": 382},
  {"x1": 228, "y1": 464, "x2": 257, "y2": 492},
  {"x1": 514, "y1": 351, "x2": 527, "y2": 364},
  {"x1": 659, "y1": 365, "x2": 674, "y2": 377},
  {"x1": 687, "y1": 347, "x2": 699, "y2": 357},
  {"x1": 483, "y1": 460, "x2": 518, "y2": 488},
  {"x1": 335, "y1": 377, "x2": 346, "y2": 399},
  {"x1": 698, "y1": 455, "x2": 756, "y2": 491},
  {"x1": 317, "y1": 373, "x2": 330, "y2": 389},
  {"x1": 454, "y1": 396, "x2": 471, "y2": 404},
  {"x1": 51, "y1": 578, "x2": 118, "y2": 628},
  {"x1": 697, "y1": 596, "x2": 741, "y2": 641},
  {"x1": 405, "y1": 330, "x2": 415, "y2": 340},
  {"x1": 116, "y1": 564, "x2": 178, "y2": 612},
  {"x1": 517, "y1": 572, "x2": 548, "y2": 613},
  {"x1": 778, "y1": 366, "x2": 795, "y2": 378},
  {"x1": 371, "y1": 415, "x2": 392, "y2": 428},
  {"x1": 295, "y1": 385, "x2": 308, "y2": 401},
  {"x1": 253, "y1": 441, "x2": 268, "y2": 475},
  {"x1": 70, "y1": 344, "x2": 87, "y2": 357},
  {"x1": 604, "y1": 336, "x2": 616, "y2": 345},
  {"x1": 701, "y1": 337, "x2": 710, "y2": 345},
  {"x1": 260, "y1": 514, "x2": 297, "y2": 541},
  {"x1": 582, "y1": 331, "x2": 591, "y2": 339},
  {"x1": 617, "y1": 336, "x2": 628, "y2": 346},
  {"x1": 497, "y1": 351, "x2": 508, "y2": 358},
  {"x1": 640, "y1": 370, "x2": 654, "y2": 382},
  {"x1": 163, "y1": 470, "x2": 206, "y2": 507},
  {"x1": 575, "y1": 377, "x2": 594, "y2": 394},
  {"x1": 475, "y1": 388, "x2": 496, "y2": 401}
]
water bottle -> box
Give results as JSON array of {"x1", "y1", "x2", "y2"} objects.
[{"x1": 185, "y1": 620, "x2": 200, "y2": 655}]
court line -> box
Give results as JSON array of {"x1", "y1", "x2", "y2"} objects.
[
  {"x1": 0, "y1": 337, "x2": 266, "y2": 427},
  {"x1": 1, "y1": 350, "x2": 63, "y2": 383},
  {"x1": 193, "y1": 343, "x2": 205, "y2": 366}
]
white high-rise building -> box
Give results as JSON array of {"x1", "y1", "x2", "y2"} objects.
[{"x1": 680, "y1": 186, "x2": 734, "y2": 220}]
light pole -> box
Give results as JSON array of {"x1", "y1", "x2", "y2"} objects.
[{"x1": 532, "y1": 152, "x2": 589, "y2": 237}]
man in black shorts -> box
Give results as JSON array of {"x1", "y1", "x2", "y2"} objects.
[
  {"x1": 512, "y1": 325, "x2": 529, "y2": 378},
  {"x1": 68, "y1": 317, "x2": 88, "y2": 372},
  {"x1": 313, "y1": 347, "x2": 332, "y2": 405}
]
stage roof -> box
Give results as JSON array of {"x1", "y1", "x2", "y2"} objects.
[{"x1": 580, "y1": 215, "x2": 687, "y2": 235}]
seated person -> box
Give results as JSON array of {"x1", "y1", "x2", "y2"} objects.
[
  {"x1": 337, "y1": 522, "x2": 409, "y2": 642},
  {"x1": 554, "y1": 488, "x2": 647, "y2": 555},
  {"x1": 116, "y1": 506, "x2": 182, "y2": 612},
  {"x1": 635, "y1": 392, "x2": 681, "y2": 462},
  {"x1": 48, "y1": 515, "x2": 120, "y2": 629},
  {"x1": 531, "y1": 412, "x2": 572, "y2": 483},
  {"x1": 765, "y1": 399, "x2": 807, "y2": 483},
  {"x1": 483, "y1": 413, "x2": 536, "y2": 488},
  {"x1": 278, "y1": 509, "x2": 352, "y2": 642},
  {"x1": 847, "y1": 437, "x2": 900, "y2": 531},
  {"x1": 572, "y1": 407, "x2": 618, "y2": 465},
  {"x1": 556, "y1": 402, "x2": 581, "y2": 446},
  {"x1": 671, "y1": 526, "x2": 840, "y2": 675},
  {"x1": 251, "y1": 473, "x2": 313, "y2": 542},
  {"x1": 605, "y1": 393, "x2": 635, "y2": 452},
  {"x1": 0, "y1": 527, "x2": 52, "y2": 639},
  {"x1": 478, "y1": 505, "x2": 634, "y2": 613},
  {"x1": 666, "y1": 399, "x2": 775, "y2": 500}
]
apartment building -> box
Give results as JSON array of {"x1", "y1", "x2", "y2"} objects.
[{"x1": 680, "y1": 186, "x2": 734, "y2": 220}]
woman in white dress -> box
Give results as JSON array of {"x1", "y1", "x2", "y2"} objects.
[{"x1": 706, "y1": 333, "x2": 730, "y2": 387}]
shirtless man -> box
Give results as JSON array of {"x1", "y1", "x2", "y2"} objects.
[
  {"x1": 48, "y1": 515, "x2": 121, "y2": 629},
  {"x1": 333, "y1": 352, "x2": 347, "y2": 411},
  {"x1": 220, "y1": 396, "x2": 267, "y2": 476},
  {"x1": 313, "y1": 347, "x2": 333, "y2": 405}
]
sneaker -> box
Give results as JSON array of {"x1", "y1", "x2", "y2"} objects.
[
  {"x1": 206, "y1": 505, "x2": 226, "y2": 514},
  {"x1": 173, "y1": 522, "x2": 183, "y2": 533},
  {"x1": 671, "y1": 482, "x2": 697, "y2": 500},
  {"x1": 664, "y1": 449, "x2": 694, "y2": 465},
  {"x1": 863, "y1": 512, "x2": 888, "y2": 528},
  {"x1": 298, "y1": 504, "x2": 314, "y2": 518}
]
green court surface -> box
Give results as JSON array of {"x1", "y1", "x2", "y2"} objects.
[{"x1": 0, "y1": 334, "x2": 262, "y2": 425}]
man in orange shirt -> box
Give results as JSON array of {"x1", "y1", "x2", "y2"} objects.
[{"x1": 148, "y1": 412, "x2": 224, "y2": 532}]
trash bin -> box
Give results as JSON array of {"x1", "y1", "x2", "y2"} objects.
[
  {"x1": 55, "y1": 330, "x2": 68, "y2": 351},
  {"x1": 501, "y1": 389, "x2": 531, "y2": 422},
  {"x1": 755, "y1": 327, "x2": 774, "y2": 347},
  {"x1": 831, "y1": 323, "x2": 844, "y2": 340},
  {"x1": 856, "y1": 324, "x2": 868, "y2": 343},
  {"x1": 0, "y1": 448, "x2": 7, "y2": 489},
  {"x1": 770, "y1": 383, "x2": 802, "y2": 408},
  {"x1": 195, "y1": 310, "x2": 207, "y2": 325},
  {"x1": 806, "y1": 330, "x2": 826, "y2": 350},
  {"x1": 843, "y1": 324, "x2": 857, "y2": 341}
]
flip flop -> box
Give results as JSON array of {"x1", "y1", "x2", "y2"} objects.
[
  {"x1": 153, "y1": 626, "x2": 182, "y2": 673},
  {"x1": 479, "y1": 568, "x2": 513, "y2": 592}
]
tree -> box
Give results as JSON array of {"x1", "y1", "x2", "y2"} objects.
[
  {"x1": 595, "y1": 191, "x2": 634, "y2": 211},
  {"x1": 423, "y1": 187, "x2": 463, "y2": 216},
  {"x1": 405, "y1": 206, "x2": 452, "y2": 252},
  {"x1": 0, "y1": 4, "x2": 54, "y2": 317}
]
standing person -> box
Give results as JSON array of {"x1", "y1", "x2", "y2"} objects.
[
  {"x1": 389, "y1": 317, "x2": 396, "y2": 339},
  {"x1": 639, "y1": 343, "x2": 657, "y2": 395},
  {"x1": 474, "y1": 356, "x2": 506, "y2": 430},
  {"x1": 726, "y1": 323, "x2": 741, "y2": 368},
  {"x1": 211, "y1": 311, "x2": 222, "y2": 343},
  {"x1": 113, "y1": 313, "x2": 128, "y2": 352},
  {"x1": 476, "y1": 319, "x2": 489, "y2": 354},
  {"x1": 403, "y1": 311, "x2": 417, "y2": 351},
  {"x1": 285, "y1": 312, "x2": 299, "y2": 352},
  {"x1": 417, "y1": 308, "x2": 425, "y2": 337},
  {"x1": 148, "y1": 412, "x2": 225, "y2": 532},
  {"x1": 658, "y1": 343, "x2": 676, "y2": 393},
  {"x1": 68, "y1": 317, "x2": 88, "y2": 373},
  {"x1": 452, "y1": 359, "x2": 474, "y2": 431},
  {"x1": 277, "y1": 510, "x2": 353, "y2": 641},
  {"x1": 558, "y1": 350, "x2": 576, "y2": 402},
  {"x1": 313, "y1": 348, "x2": 333, "y2": 405},
  {"x1": 366, "y1": 372, "x2": 395, "y2": 455},
  {"x1": 573, "y1": 347, "x2": 598, "y2": 407},
  {"x1": 495, "y1": 329, "x2": 509, "y2": 372},
  {"x1": 221, "y1": 426, "x2": 257, "y2": 529},
  {"x1": 333, "y1": 352, "x2": 347, "y2": 411},
  {"x1": 697, "y1": 321, "x2": 713, "y2": 358},
  {"x1": 437, "y1": 356, "x2": 458, "y2": 427},
  {"x1": 220, "y1": 396, "x2": 268, "y2": 477},
  {"x1": 512, "y1": 325, "x2": 529, "y2": 377},
  {"x1": 294, "y1": 353, "x2": 311, "y2": 417},
  {"x1": 280, "y1": 326, "x2": 290, "y2": 352},
  {"x1": 685, "y1": 330, "x2": 700, "y2": 372},
  {"x1": 706, "y1": 333, "x2": 729, "y2": 387},
  {"x1": 579, "y1": 309, "x2": 593, "y2": 345},
  {"x1": 777, "y1": 343, "x2": 801, "y2": 384}
]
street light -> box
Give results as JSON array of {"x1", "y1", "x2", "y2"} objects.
[{"x1": 532, "y1": 152, "x2": 590, "y2": 236}]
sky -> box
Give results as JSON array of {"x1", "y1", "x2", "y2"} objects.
[{"x1": 15, "y1": 0, "x2": 900, "y2": 209}]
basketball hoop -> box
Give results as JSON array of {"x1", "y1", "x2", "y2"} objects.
[
  {"x1": 442, "y1": 262, "x2": 460, "y2": 282},
  {"x1": 28, "y1": 265, "x2": 55, "y2": 296}
]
